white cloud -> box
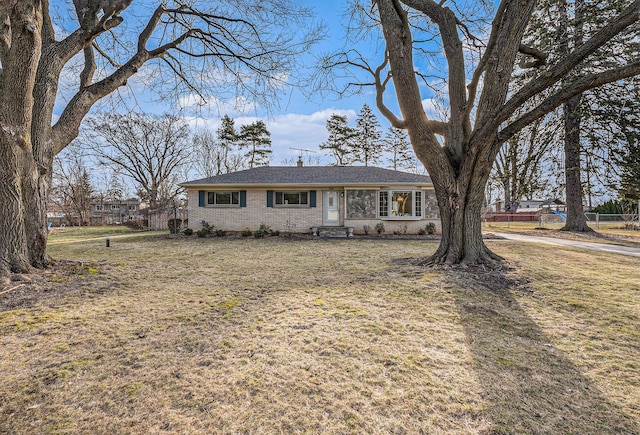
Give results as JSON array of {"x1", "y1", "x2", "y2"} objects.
[
  {"x1": 183, "y1": 108, "x2": 358, "y2": 165},
  {"x1": 263, "y1": 109, "x2": 357, "y2": 162}
]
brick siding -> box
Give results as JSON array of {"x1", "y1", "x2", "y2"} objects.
[{"x1": 187, "y1": 188, "x2": 440, "y2": 234}]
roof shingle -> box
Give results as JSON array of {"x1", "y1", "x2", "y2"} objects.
[{"x1": 181, "y1": 166, "x2": 432, "y2": 187}]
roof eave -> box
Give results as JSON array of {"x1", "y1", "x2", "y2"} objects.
[{"x1": 180, "y1": 182, "x2": 433, "y2": 189}]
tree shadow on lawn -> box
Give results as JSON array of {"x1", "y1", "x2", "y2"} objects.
[{"x1": 447, "y1": 267, "x2": 639, "y2": 434}]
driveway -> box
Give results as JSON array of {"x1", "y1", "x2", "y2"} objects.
[{"x1": 487, "y1": 232, "x2": 640, "y2": 258}]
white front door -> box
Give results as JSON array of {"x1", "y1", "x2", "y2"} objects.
[{"x1": 323, "y1": 191, "x2": 340, "y2": 226}]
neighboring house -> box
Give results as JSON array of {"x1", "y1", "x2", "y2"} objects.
[
  {"x1": 46, "y1": 203, "x2": 68, "y2": 227},
  {"x1": 90, "y1": 198, "x2": 144, "y2": 224},
  {"x1": 180, "y1": 164, "x2": 439, "y2": 234},
  {"x1": 493, "y1": 198, "x2": 566, "y2": 213}
]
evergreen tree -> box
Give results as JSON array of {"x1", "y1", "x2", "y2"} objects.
[
  {"x1": 217, "y1": 115, "x2": 239, "y2": 173},
  {"x1": 239, "y1": 120, "x2": 272, "y2": 168},
  {"x1": 354, "y1": 104, "x2": 383, "y2": 167},
  {"x1": 618, "y1": 132, "x2": 640, "y2": 205},
  {"x1": 320, "y1": 114, "x2": 356, "y2": 165},
  {"x1": 383, "y1": 127, "x2": 413, "y2": 171},
  {"x1": 580, "y1": 79, "x2": 640, "y2": 208}
]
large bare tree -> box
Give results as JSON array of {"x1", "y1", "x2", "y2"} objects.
[
  {"x1": 323, "y1": 0, "x2": 640, "y2": 265},
  {"x1": 0, "y1": 0, "x2": 319, "y2": 277},
  {"x1": 83, "y1": 113, "x2": 191, "y2": 209},
  {"x1": 493, "y1": 116, "x2": 559, "y2": 212},
  {"x1": 51, "y1": 146, "x2": 94, "y2": 226}
]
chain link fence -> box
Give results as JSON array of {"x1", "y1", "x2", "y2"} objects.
[
  {"x1": 584, "y1": 213, "x2": 639, "y2": 230},
  {"x1": 483, "y1": 212, "x2": 640, "y2": 230}
]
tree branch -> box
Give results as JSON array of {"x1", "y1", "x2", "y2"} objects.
[
  {"x1": 92, "y1": 41, "x2": 121, "y2": 68},
  {"x1": 373, "y1": 50, "x2": 406, "y2": 129},
  {"x1": 79, "y1": 46, "x2": 95, "y2": 89},
  {"x1": 473, "y1": 0, "x2": 640, "y2": 151},
  {"x1": 518, "y1": 44, "x2": 548, "y2": 68},
  {"x1": 400, "y1": 0, "x2": 468, "y2": 148},
  {"x1": 375, "y1": 0, "x2": 453, "y2": 180},
  {"x1": 52, "y1": 50, "x2": 151, "y2": 154},
  {"x1": 498, "y1": 60, "x2": 640, "y2": 144},
  {"x1": 498, "y1": 0, "x2": 640, "y2": 128},
  {"x1": 465, "y1": 0, "x2": 509, "y2": 125}
]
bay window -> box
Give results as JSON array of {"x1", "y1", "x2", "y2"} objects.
[{"x1": 379, "y1": 190, "x2": 423, "y2": 218}]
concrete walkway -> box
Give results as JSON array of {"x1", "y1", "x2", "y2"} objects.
[{"x1": 487, "y1": 232, "x2": 640, "y2": 258}]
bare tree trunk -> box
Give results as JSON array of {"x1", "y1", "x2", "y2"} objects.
[
  {"x1": 0, "y1": 140, "x2": 30, "y2": 274},
  {"x1": 24, "y1": 165, "x2": 52, "y2": 267},
  {"x1": 422, "y1": 152, "x2": 502, "y2": 266},
  {"x1": 562, "y1": 93, "x2": 592, "y2": 231},
  {"x1": 0, "y1": 0, "x2": 43, "y2": 276},
  {"x1": 559, "y1": 0, "x2": 591, "y2": 232}
]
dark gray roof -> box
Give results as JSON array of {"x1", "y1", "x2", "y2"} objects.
[{"x1": 181, "y1": 166, "x2": 432, "y2": 187}]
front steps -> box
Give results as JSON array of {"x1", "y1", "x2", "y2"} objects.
[{"x1": 313, "y1": 226, "x2": 354, "y2": 238}]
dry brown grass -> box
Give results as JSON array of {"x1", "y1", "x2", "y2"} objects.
[{"x1": 1, "y1": 229, "x2": 639, "y2": 433}]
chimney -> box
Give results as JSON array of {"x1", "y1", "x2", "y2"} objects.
[{"x1": 297, "y1": 156, "x2": 303, "y2": 167}]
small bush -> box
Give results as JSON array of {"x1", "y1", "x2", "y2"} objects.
[
  {"x1": 254, "y1": 223, "x2": 276, "y2": 238},
  {"x1": 214, "y1": 229, "x2": 227, "y2": 237},
  {"x1": 241, "y1": 228, "x2": 253, "y2": 237},
  {"x1": 258, "y1": 223, "x2": 272, "y2": 234},
  {"x1": 363, "y1": 225, "x2": 371, "y2": 235},
  {"x1": 183, "y1": 228, "x2": 194, "y2": 236},
  {"x1": 425, "y1": 222, "x2": 436, "y2": 235},
  {"x1": 418, "y1": 228, "x2": 426, "y2": 235},
  {"x1": 197, "y1": 223, "x2": 214, "y2": 237},
  {"x1": 375, "y1": 222, "x2": 385, "y2": 234}
]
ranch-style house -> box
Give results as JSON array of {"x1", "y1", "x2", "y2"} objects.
[{"x1": 180, "y1": 164, "x2": 439, "y2": 235}]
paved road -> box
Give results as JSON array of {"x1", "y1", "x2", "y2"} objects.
[{"x1": 487, "y1": 232, "x2": 640, "y2": 258}]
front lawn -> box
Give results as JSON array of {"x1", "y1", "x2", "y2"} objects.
[{"x1": 1, "y1": 230, "x2": 638, "y2": 433}]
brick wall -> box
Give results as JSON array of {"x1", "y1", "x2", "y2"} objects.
[{"x1": 188, "y1": 189, "x2": 323, "y2": 233}]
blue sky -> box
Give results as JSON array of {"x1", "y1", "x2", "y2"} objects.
[
  {"x1": 177, "y1": 0, "x2": 389, "y2": 165},
  {"x1": 90, "y1": 1, "x2": 400, "y2": 166},
  {"x1": 53, "y1": 1, "x2": 435, "y2": 170}
]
